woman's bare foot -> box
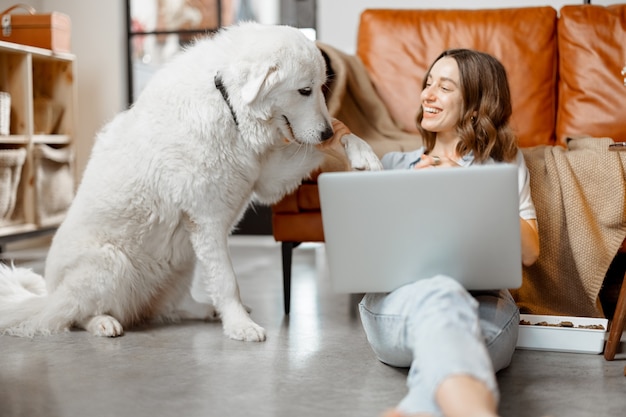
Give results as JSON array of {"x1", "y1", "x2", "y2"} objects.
[{"x1": 436, "y1": 375, "x2": 499, "y2": 417}]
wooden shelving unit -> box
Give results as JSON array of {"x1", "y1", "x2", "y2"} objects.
[{"x1": 0, "y1": 40, "x2": 77, "y2": 240}]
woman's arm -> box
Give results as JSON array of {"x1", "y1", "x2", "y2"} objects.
[{"x1": 520, "y1": 218, "x2": 540, "y2": 267}]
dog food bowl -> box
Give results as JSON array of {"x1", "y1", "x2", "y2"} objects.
[{"x1": 516, "y1": 314, "x2": 608, "y2": 354}]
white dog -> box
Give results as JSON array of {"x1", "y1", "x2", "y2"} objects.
[{"x1": 0, "y1": 23, "x2": 382, "y2": 341}]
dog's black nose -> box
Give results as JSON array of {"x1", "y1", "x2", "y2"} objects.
[{"x1": 321, "y1": 125, "x2": 334, "y2": 141}]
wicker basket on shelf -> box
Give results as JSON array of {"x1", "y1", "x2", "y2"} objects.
[
  {"x1": 0, "y1": 91, "x2": 10, "y2": 136},
  {"x1": 0, "y1": 147, "x2": 27, "y2": 226}
]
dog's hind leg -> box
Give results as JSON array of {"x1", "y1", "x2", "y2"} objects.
[{"x1": 78, "y1": 314, "x2": 124, "y2": 337}]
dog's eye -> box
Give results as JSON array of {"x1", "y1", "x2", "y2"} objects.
[{"x1": 298, "y1": 87, "x2": 312, "y2": 96}]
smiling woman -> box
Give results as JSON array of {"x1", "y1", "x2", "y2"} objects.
[
  {"x1": 326, "y1": 47, "x2": 540, "y2": 417},
  {"x1": 416, "y1": 49, "x2": 517, "y2": 166},
  {"x1": 419, "y1": 57, "x2": 464, "y2": 146}
]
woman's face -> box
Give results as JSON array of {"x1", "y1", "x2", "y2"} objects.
[{"x1": 420, "y1": 57, "x2": 463, "y2": 136}]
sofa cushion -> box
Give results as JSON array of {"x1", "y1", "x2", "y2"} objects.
[
  {"x1": 557, "y1": 5, "x2": 626, "y2": 144},
  {"x1": 356, "y1": 7, "x2": 558, "y2": 148},
  {"x1": 271, "y1": 182, "x2": 321, "y2": 213}
]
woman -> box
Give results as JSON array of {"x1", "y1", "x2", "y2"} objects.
[{"x1": 339, "y1": 49, "x2": 540, "y2": 417}]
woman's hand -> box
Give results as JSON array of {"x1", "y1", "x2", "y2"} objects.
[
  {"x1": 413, "y1": 154, "x2": 459, "y2": 169},
  {"x1": 331, "y1": 118, "x2": 351, "y2": 138},
  {"x1": 316, "y1": 118, "x2": 352, "y2": 150}
]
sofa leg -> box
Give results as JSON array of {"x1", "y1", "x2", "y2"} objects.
[
  {"x1": 281, "y1": 242, "x2": 301, "y2": 315},
  {"x1": 604, "y1": 270, "x2": 626, "y2": 360}
]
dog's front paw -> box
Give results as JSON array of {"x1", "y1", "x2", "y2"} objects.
[
  {"x1": 224, "y1": 321, "x2": 266, "y2": 342},
  {"x1": 223, "y1": 319, "x2": 266, "y2": 342},
  {"x1": 341, "y1": 133, "x2": 384, "y2": 171}
]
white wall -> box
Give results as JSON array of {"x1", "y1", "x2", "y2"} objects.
[
  {"x1": 41, "y1": 0, "x2": 127, "y2": 180},
  {"x1": 317, "y1": 0, "x2": 620, "y2": 54},
  {"x1": 0, "y1": 0, "x2": 126, "y2": 180}
]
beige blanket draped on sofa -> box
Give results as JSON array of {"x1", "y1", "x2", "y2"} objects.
[
  {"x1": 318, "y1": 41, "x2": 626, "y2": 318},
  {"x1": 516, "y1": 140, "x2": 626, "y2": 317}
]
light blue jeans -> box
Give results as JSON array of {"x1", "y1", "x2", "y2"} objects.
[{"x1": 359, "y1": 275, "x2": 519, "y2": 416}]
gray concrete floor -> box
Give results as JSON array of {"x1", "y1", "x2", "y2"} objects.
[{"x1": 0, "y1": 236, "x2": 624, "y2": 417}]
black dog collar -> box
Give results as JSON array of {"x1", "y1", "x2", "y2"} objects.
[{"x1": 214, "y1": 73, "x2": 239, "y2": 127}]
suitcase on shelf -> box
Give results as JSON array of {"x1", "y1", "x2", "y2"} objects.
[{"x1": 0, "y1": 4, "x2": 71, "y2": 53}]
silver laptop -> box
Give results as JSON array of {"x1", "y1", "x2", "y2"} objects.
[{"x1": 318, "y1": 164, "x2": 522, "y2": 293}]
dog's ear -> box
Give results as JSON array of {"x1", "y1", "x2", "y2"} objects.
[{"x1": 241, "y1": 65, "x2": 279, "y2": 104}]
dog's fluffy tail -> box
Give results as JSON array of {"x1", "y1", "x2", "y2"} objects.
[{"x1": 0, "y1": 263, "x2": 75, "y2": 336}]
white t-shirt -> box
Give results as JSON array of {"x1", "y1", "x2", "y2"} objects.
[{"x1": 381, "y1": 147, "x2": 537, "y2": 221}]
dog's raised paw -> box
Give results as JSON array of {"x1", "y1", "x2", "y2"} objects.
[{"x1": 342, "y1": 133, "x2": 384, "y2": 171}]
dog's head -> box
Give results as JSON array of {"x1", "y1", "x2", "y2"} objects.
[{"x1": 224, "y1": 23, "x2": 334, "y2": 146}]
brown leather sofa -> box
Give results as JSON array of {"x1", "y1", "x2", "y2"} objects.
[{"x1": 271, "y1": 5, "x2": 626, "y2": 358}]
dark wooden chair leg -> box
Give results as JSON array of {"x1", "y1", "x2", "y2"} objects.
[
  {"x1": 281, "y1": 242, "x2": 301, "y2": 315},
  {"x1": 604, "y1": 270, "x2": 626, "y2": 360}
]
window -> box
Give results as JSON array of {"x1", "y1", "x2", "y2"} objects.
[{"x1": 126, "y1": 0, "x2": 282, "y2": 104}]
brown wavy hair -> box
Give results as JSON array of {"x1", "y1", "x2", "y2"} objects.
[{"x1": 416, "y1": 49, "x2": 518, "y2": 163}]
